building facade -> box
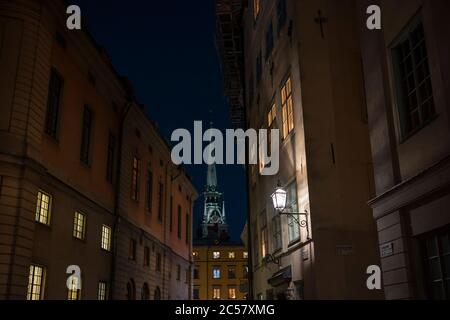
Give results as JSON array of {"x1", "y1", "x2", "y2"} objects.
[
  {"x1": 216, "y1": 0, "x2": 383, "y2": 299},
  {"x1": 0, "y1": 0, "x2": 196, "y2": 300},
  {"x1": 113, "y1": 103, "x2": 197, "y2": 300},
  {"x1": 358, "y1": 0, "x2": 450, "y2": 300},
  {"x1": 193, "y1": 243, "x2": 248, "y2": 300},
  {"x1": 193, "y1": 162, "x2": 248, "y2": 300}
]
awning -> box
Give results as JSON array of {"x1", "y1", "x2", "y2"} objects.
[{"x1": 267, "y1": 266, "x2": 292, "y2": 287}]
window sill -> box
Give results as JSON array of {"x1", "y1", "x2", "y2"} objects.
[
  {"x1": 73, "y1": 236, "x2": 86, "y2": 243},
  {"x1": 399, "y1": 114, "x2": 439, "y2": 144},
  {"x1": 43, "y1": 133, "x2": 60, "y2": 145},
  {"x1": 35, "y1": 221, "x2": 52, "y2": 229},
  {"x1": 288, "y1": 238, "x2": 301, "y2": 248}
]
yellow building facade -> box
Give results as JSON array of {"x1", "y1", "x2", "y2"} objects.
[{"x1": 193, "y1": 243, "x2": 248, "y2": 300}]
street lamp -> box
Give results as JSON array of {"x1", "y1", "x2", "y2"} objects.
[
  {"x1": 271, "y1": 182, "x2": 311, "y2": 240},
  {"x1": 271, "y1": 186, "x2": 287, "y2": 211}
]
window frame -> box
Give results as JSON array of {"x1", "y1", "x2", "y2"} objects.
[
  {"x1": 73, "y1": 211, "x2": 87, "y2": 241},
  {"x1": 44, "y1": 68, "x2": 64, "y2": 140},
  {"x1": 131, "y1": 156, "x2": 141, "y2": 201},
  {"x1": 101, "y1": 224, "x2": 112, "y2": 252},
  {"x1": 391, "y1": 17, "x2": 437, "y2": 141},
  {"x1": 35, "y1": 190, "x2": 52, "y2": 226},
  {"x1": 27, "y1": 264, "x2": 46, "y2": 300},
  {"x1": 281, "y1": 76, "x2": 294, "y2": 140},
  {"x1": 80, "y1": 105, "x2": 94, "y2": 166}
]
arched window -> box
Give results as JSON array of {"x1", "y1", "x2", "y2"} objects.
[
  {"x1": 141, "y1": 283, "x2": 150, "y2": 300},
  {"x1": 126, "y1": 279, "x2": 136, "y2": 300},
  {"x1": 154, "y1": 286, "x2": 161, "y2": 300}
]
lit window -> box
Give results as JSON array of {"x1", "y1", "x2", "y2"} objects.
[
  {"x1": 73, "y1": 212, "x2": 86, "y2": 240},
  {"x1": 267, "y1": 103, "x2": 276, "y2": 128},
  {"x1": 35, "y1": 191, "x2": 52, "y2": 226},
  {"x1": 213, "y1": 287, "x2": 221, "y2": 300},
  {"x1": 281, "y1": 76, "x2": 294, "y2": 139},
  {"x1": 27, "y1": 265, "x2": 45, "y2": 300},
  {"x1": 101, "y1": 225, "x2": 111, "y2": 251},
  {"x1": 67, "y1": 275, "x2": 81, "y2": 300},
  {"x1": 260, "y1": 211, "x2": 268, "y2": 259},
  {"x1": 213, "y1": 251, "x2": 220, "y2": 259},
  {"x1": 243, "y1": 265, "x2": 249, "y2": 279},
  {"x1": 228, "y1": 252, "x2": 235, "y2": 259},
  {"x1": 213, "y1": 267, "x2": 221, "y2": 279},
  {"x1": 228, "y1": 287, "x2": 237, "y2": 299},
  {"x1": 243, "y1": 252, "x2": 248, "y2": 259},
  {"x1": 98, "y1": 281, "x2": 108, "y2": 300}
]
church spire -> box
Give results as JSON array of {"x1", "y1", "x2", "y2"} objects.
[
  {"x1": 206, "y1": 163, "x2": 217, "y2": 190},
  {"x1": 201, "y1": 110, "x2": 228, "y2": 240}
]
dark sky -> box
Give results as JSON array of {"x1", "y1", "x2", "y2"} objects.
[{"x1": 71, "y1": 0, "x2": 247, "y2": 241}]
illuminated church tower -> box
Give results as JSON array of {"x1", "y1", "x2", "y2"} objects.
[{"x1": 201, "y1": 162, "x2": 228, "y2": 239}]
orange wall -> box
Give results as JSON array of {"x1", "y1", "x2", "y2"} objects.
[{"x1": 41, "y1": 43, "x2": 120, "y2": 210}]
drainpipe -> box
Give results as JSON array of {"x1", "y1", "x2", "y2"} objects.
[{"x1": 110, "y1": 100, "x2": 133, "y2": 299}]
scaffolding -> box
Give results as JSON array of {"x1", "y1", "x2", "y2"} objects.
[{"x1": 215, "y1": 0, "x2": 246, "y2": 128}]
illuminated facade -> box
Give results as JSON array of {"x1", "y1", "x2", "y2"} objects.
[
  {"x1": 193, "y1": 243, "x2": 248, "y2": 300},
  {"x1": 216, "y1": 0, "x2": 383, "y2": 299},
  {"x1": 0, "y1": 0, "x2": 196, "y2": 300}
]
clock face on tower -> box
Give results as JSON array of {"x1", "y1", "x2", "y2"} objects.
[{"x1": 209, "y1": 210, "x2": 221, "y2": 224}]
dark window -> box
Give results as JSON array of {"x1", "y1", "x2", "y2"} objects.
[
  {"x1": 421, "y1": 229, "x2": 450, "y2": 300},
  {"x1": 393, "y1": 20, "x2": 435, "y2": 138},
  {"x1": 193, "y1": 267, "x2": 199, "y2": 280},
  {"x1": 144, "y1": 246, "x2": 150, "y2": 267},
  {"x1": 154, "y1": 286, "x2": 161, "y2": 300},
  {"x1": 286, "y1": 181, "x2": 300, "y2": 243},
  {"x1": 177, "y1": 205, "x2": 182, "y2": 239},
  {"x1": 80, "y1": 105, "x2": 93, "y2": 165},
  {"x1": 126, "y1": 279, "x2": 136, "y2": 300},
  {"x1": 177, "y1": 264, "x2": 181, "y2": 280},
  {"x1": 272, "y1": 215, "x2": 282, "y2": 251},
  {"x1": 228, "y1": 266, "x2": 236, "y2": 279},
  {"x1": 131, "y1": 156, "x2": 141, "y2": 201},
  {"x1": 256, "y1": 52, "x2": 262, "y2": 83},
  {"x1": 169, "y1": 196, "x2": 173, "y2": 232},
  {"x1": 146, "y1": 169, "x2": 153, "y2": 213},
  {"x1": 193, "y1": 287, "x2": 200, "y2": 300},
  {"x1": 265, "y1": 23, "x2": 274, "y2": 60},
  {"x1": 129, "y1": 239, "x2": 136, "y2": 261},
  {"x1": 158, "y1": 182, "x2": 163, "y2": 221},
  {"x1": 277, "y1": 0, "x2": 287, "y2": 31},
  {"x1": 106, "y1": 133, "x2": 116, "y2": 184},
  {"x1": 141, "y1": 283, "x2": 150, "y2": 300},
  {"x1": 156, "y1": 253, "x2": 161, "y2": 272},
  {"x1": 185, "y1": 213, "x2": 190, "y2": 244},
  {"x1": 45, "y1": 69, "x2": 64, "y2": 138}
]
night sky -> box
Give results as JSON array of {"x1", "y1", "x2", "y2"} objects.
[{"x1": 71, "y1": 0, "x2": 247, "y2": 241}]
